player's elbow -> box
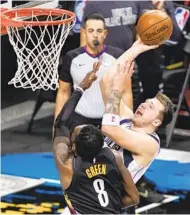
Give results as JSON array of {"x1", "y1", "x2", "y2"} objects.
[
  {"x1": 57, "y1": 84, "x2": 70, "y2": 97},
  {"x1": 132, "y1": 185, "x2": 140, "y2": 205},
  {"x1": 127, "y1": 186, "x2": 140, "y2": 206},
  {"x1": 131, "y1": 191, "x2": 140, "y2": 205},
  {"x1": 101, "y1": 125, "x2": 107, "y2": 133},
  {"x1": 122, "y1": 191, "x2": 139, "y2": 207}
]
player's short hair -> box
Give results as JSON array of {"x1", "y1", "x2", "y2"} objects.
[
  {"x1": 83, "y1": 13, "x2": 105, "y2": 28},
  {"x1": 75, "y1": 125, "x2": 104, "y2": 160},
  {"x1": 156, "y1": 92, "x2": 174, "y2": 127}
]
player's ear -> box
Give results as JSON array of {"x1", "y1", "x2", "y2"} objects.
[
  {"x1": 152, "y1": 119, "x2": 162, "y2": 128},
  {"x1": 104, "y1": 29, "x2": 108, "y2": 39},
  {"x1": 80, "y1": 28, "x2": 87, "y2": 46},
  {"x1": 72, "y1": 142, "x2": 76, "y2": 153},
  {"x1": 80, "y1": 27, "x2": 86, "y2": 35}
]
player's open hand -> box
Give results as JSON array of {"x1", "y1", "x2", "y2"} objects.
[
  {"x1": 132, "y1": 37, "x2": 159, "y2": 55},
  {"x1": 79, "y1": 60, "x2": 101, "y2": 90}
]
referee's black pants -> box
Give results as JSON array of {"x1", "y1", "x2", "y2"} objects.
[{"x1": 70, "y1": 112, "x2": 102, "y2": 131}]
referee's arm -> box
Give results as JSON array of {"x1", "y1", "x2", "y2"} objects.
[
  {"x1": 55, "y1": 80, "x2": 71, "y2": 122},
  {"x1": 54, "y1": 53, "x2": 73, "y2": 122}
]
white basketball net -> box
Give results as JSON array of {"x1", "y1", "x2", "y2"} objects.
[{"x1": 5, "y1": 11, "x2": 75, "y2": 91}]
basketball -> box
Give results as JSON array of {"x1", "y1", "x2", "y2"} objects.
[{"x1": 136, "y1": 10, "x2": 173, "y2": 46}]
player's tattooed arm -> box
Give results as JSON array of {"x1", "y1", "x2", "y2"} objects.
[
  {"x1": 53, "y1": 135, "x2": 72, "y2": 164},
  {"x1": 105, "y1": 61, "x2": 132, "y2": 115},
  {"x1": 105, "y1": 89, "x2": 122, "y2": 115}
]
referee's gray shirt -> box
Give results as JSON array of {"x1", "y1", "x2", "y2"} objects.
[{"x1": 59, "y1": 45, "x2": 123, "y2": 118}]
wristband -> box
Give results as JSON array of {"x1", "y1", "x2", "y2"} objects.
[
  {"x1": 75, "y1": 86, "x2": 84, "y2": 93},
  {"x1": 102, "y1": 114, "x2": 120, "y2": 126}
]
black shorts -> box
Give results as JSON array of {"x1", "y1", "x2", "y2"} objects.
[{"x1": 121, "y1": 206, "x2": 135, "y2": 214}]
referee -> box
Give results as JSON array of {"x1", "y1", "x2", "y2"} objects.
[{"x1": 55, "y1": 13, "x2": 123, "y2": 129}]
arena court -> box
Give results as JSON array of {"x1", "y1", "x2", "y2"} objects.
[{"x1": 1, "y1": 0, "x2": 190, "y2": 214}]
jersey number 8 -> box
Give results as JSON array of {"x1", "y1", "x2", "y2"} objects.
[{"x1": 93, "y1": 179, "x2": 109, "y2": 207}]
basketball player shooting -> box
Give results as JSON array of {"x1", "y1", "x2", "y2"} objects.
[
  {"x1": 100, "y1": 39, "x2": 174, "y2": 183},
  {"x1": 53, "y1": 62, "x2": 139, "y2": 214},
  {"x1": 100, "y1": 38, "x2": 159, "y2": 108}
]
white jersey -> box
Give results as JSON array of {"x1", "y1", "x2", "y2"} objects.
[{"x1": 104, "y1": 118, "x2": 160, "y2": 184}]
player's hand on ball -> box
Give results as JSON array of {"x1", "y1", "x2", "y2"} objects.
[
  {"x1": 79, "y1": 60, "x2": 101, "y2": 90},
  {"x1": 132, "y1": 38, "x2": 159, "y2": 55},
  {"x1": 136, "y1": 10, "x2": 172, "y2": 46}
]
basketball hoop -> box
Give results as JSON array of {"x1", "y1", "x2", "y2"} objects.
[
  {"x1": 1, "y1": 8, "x2": 75, "y2": 91},
  {"x1": 1, "y1": 8, "x2": 8, "y2": 35}
]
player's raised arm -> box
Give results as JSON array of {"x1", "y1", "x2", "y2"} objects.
[
  {"x1": 53, "y1": 61, "x2": 100, "y2": 166},
  {"x1": 100, "y1": 38, "x2": 158, "y2": 109}
]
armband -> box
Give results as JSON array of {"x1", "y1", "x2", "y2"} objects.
[
  {"x1": 102, "y1": 114, "x2": 120, "y2": 126},
  {"x1": 75, "y1": 86, "x2": 84, "y2": 93}
]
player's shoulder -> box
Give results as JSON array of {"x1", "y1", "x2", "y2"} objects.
[
  {"x1": 105, "y1": 45, "x2": 124, "y2": 58},
  {"x1": 148, "y1": 132, "x2": 160, "y2": 145},
  {"x1": 101, "y1": 147, "x2": 116, "y2": 161},
  {"x1": 142, "y1": 132, "x2": 160, "y2": 156},
  {"x1": 108, "y1": 148, "x2": 124, "y2": 169},
  {"x1": 120, "y1": 118, "x2": 133, "y2": 128}
]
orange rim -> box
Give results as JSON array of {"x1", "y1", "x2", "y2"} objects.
[
  {"x1": 1, "y1": 8, "x2": 75, "y2": 28},
  {"x1": 1, "y1": 8, "x2": 8, "y2": 35}
]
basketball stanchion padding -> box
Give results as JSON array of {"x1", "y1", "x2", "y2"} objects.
[{"x1": 1, "y1": 8, "x2": 75, "y2": 91}]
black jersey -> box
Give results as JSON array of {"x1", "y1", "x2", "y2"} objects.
[{"x1": 65, "y1": 147, "x2": 123, "y2": 214}]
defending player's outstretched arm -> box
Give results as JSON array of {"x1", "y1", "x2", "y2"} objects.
[
  {"x1": 53, "y1": 61, "x2": 101, "y2": 164},
  {"x1": 53, "y1": 88, "x2": 83, "y2": 165},
  {"x1": 53, "y1": 87, "x2": 84, "y2": 189},
  {"x1": 53, "y1": 62, "x2": 100, "y2": 189}
]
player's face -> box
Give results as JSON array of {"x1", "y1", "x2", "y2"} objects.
[
  {"x1": 84, "y1": 19, "x2": 107, "y2": 49},
  {"x1": 133, "y1": 98, "x2": 164, "y2": 128}
]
